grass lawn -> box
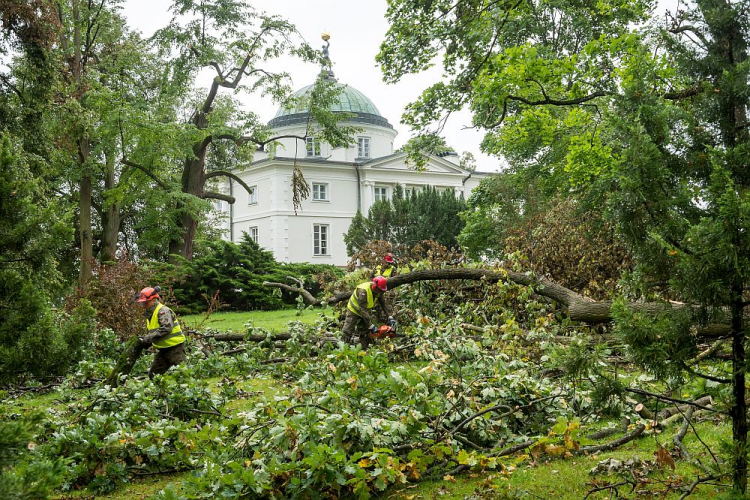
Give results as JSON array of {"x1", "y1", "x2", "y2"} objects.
[{"x1": 179, "y1": 306, "x2": 336, "y2": 333}]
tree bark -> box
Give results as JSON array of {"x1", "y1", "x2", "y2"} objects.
[
  {"x1": 100, "y1": 149, "x2": 120, "y2": 263},
  {"x1": 78, "y1": 156, "x2": 93, "y2": 286}
]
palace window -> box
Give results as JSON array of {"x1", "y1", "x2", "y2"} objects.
[
  {"x1": 313, "y1": 224, "x2": 329, "y2": 255},
  {"x1": 306, "y1": 137, "x2": 321, "y2": 157},
  {"x1": 249, "y1": 226, "x2": 259, "y2": 244},
  {"x1": 357, "y1": 137, "x2": 371, "y2": 158},
  {"x1": 247, "y1": 185, "x2": 258, "y2": 205},
  {"x1": 312, "y1": 183, "x2": 329, "y2": 201},
  {"x1": 374, "y1": 186, "x2": 389, "y2": 202}
]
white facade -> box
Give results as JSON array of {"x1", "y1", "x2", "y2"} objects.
[{"x1": 217, "y1": 81, "x2": 486, "y2": 267}]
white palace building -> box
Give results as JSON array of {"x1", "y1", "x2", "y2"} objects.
[{"x1": 217, "y1": 39, "x2": 486, "y2": 267}]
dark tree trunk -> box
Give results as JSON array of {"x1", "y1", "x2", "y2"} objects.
[
  {"x1": 168, "y1": 155, "x2": 203, "y2": 262},
  {"x1": 78, "y1": 143, "x2": 93, "y2": 286},
  {"x1": 100, "y1": 150, "x2": 120, "y2": 263}
]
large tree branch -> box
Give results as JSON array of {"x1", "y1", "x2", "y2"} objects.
[
  {"x1": 203, "y1": 191, "x2": 235, "y2": 203},
  {"x1": 0, "y1": 73, "x2": 24, "y2": 102},
  {"x1": 506, "y1": 90, "x2": 610, "y2": 107},
  {"x1": 669, "y1": 25, "x2": 710, "y2": 49},
  {"x1": 485, "y1": 91, "x2": 610, "y2": 127},
  {"x1": 663, "y1": 85, "x2": 704, "y2": 100},
  {"x1": 202, "y1": 170, "x2": 255, "y2": 196},
  {"x1": 120, "y1": 158, "x2": 171, "y2": 191},
  {"x1": 263, "y1": 279, "x2": 320, "y2": 305},
  {"x1": 213, "y1": 132, "x2": 308, "y2": 148}
]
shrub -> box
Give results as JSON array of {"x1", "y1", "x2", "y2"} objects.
[
  {"x1": 67, "y1": 257, "x2": 184, "y2": 342},
  {"x1": 0, "y1": 413, "x2": 67, "y2": 498},
  {"x1": 164, "y1": 235, "x2": 343, "y2": 314}
]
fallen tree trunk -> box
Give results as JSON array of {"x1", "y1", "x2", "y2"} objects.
[{"x1": 283, "y1": 268, "x2": 733, "y2": 335}]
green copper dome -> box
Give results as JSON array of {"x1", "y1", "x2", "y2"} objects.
[{"x1": 269, "y1": 82, "x2": 393, "y2": 130}]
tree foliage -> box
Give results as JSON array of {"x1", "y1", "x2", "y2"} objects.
[
  {"x1": 460, "y1": 175, "x2": 632, "y2": 299},
  {"x1": 379, "y1": 0, "x2": 750, "y2": 490},
  {"x1": 0, "y1": 134, "x2": 85, "y2": 380}
]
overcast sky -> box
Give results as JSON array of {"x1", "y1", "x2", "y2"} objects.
[
  {"x1": 119, "y1": 0, "x2": 501, "y2": 172},
  {"x1": 119, "y1": 0, "x2": 681, "y2": 173}
]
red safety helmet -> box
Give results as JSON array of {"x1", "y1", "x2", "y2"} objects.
[
  {"x1": 134, "y1": 286, "x2": 161, "y2": 303},
  {"x1": 372, "y1": 276, "x2": 387, "y2": 291},
  {"x1": 384, "y1": 253, "x2": 394, "y2": 264}
]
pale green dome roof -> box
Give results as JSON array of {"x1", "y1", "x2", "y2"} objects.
[{"x1": 269, "y1": 82, "x2": 393, "y2": 129}]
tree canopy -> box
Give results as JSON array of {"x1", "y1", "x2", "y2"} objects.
[{"x1": 379, "y1": 0, "x2": 750, "y2": 491}]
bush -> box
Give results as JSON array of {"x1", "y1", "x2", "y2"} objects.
[
  {"x1": 164, "y1": 235, "x2": 343, "y2": 314},
  {"x1": 67, "y1": 258, "x2": 184, "y2": 342},
  {"x1": 0, "y1": 413, "x2": 67, "y2": 498}
]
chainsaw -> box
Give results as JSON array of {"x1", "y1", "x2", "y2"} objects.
[{"x1": 372, "y1": 324, "x2": 404, "y2": 339}]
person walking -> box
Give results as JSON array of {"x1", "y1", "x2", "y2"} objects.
[
  {"x1": 133, "y1": 286, "x2": 186, "y2": 378},
  {"x1": 342, "y1": 276, "x2": 395, "y2": 349}
]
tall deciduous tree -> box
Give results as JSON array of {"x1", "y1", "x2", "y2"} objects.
[
  {"x1": 133, "y1": 0, "x2": 357, "y2": 262},
  {"x1": 379, "y1": 0, "x2": 749, "y2": 491}
]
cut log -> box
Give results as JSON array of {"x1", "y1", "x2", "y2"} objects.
[{"x1": 104, "y1": 336, "x2": 146, "y2": 387}]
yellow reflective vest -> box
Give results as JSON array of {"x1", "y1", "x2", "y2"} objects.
[
  {"x1": 347, "y1": 282, "x2": 375, "y2": 317},
  {"x1": 147, "y1": 303, "x2": 185, "y2": 349},
  {"x1": 375, "y1": 264, "x2": 394, "y2": 278}
]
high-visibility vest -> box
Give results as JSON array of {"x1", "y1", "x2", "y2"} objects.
[
  {"x1": 147, "y1": 303, "x2": 185, "y2": 349},
  {"x1": 375, "y1": 264, "x2": 394, "y2": 278},
  {"x1": 347, "y1": 282, "x2": 375, "y2": 317}
]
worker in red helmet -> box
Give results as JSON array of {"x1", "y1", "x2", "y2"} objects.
[
  {"x1": 133, "y1": 286, "x2": 186, "y2": 378},
  {"x1": 375, "y1": 253, "x2": 397, "y2": 278},
  {"x1": 342, "y1": 276, "x2": 396, "y2": 349}
]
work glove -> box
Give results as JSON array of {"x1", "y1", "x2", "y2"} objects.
[
  {"x1": 369, "y1": 324, "x2": 378, "y2": 335},
  {"x1": 388, "y1": 316, "x2": 397, "y2": 329},
  {"x1": 138, "y1": 336, "x2": 152, "y2": 346}
]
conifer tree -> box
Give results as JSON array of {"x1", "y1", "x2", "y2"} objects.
[
  {"x1": 344, "y1": 185, "x2": 466, "y2": 255},
  {"x1": 0, "y1": 135, "x2": 74, "y2": 380}
]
